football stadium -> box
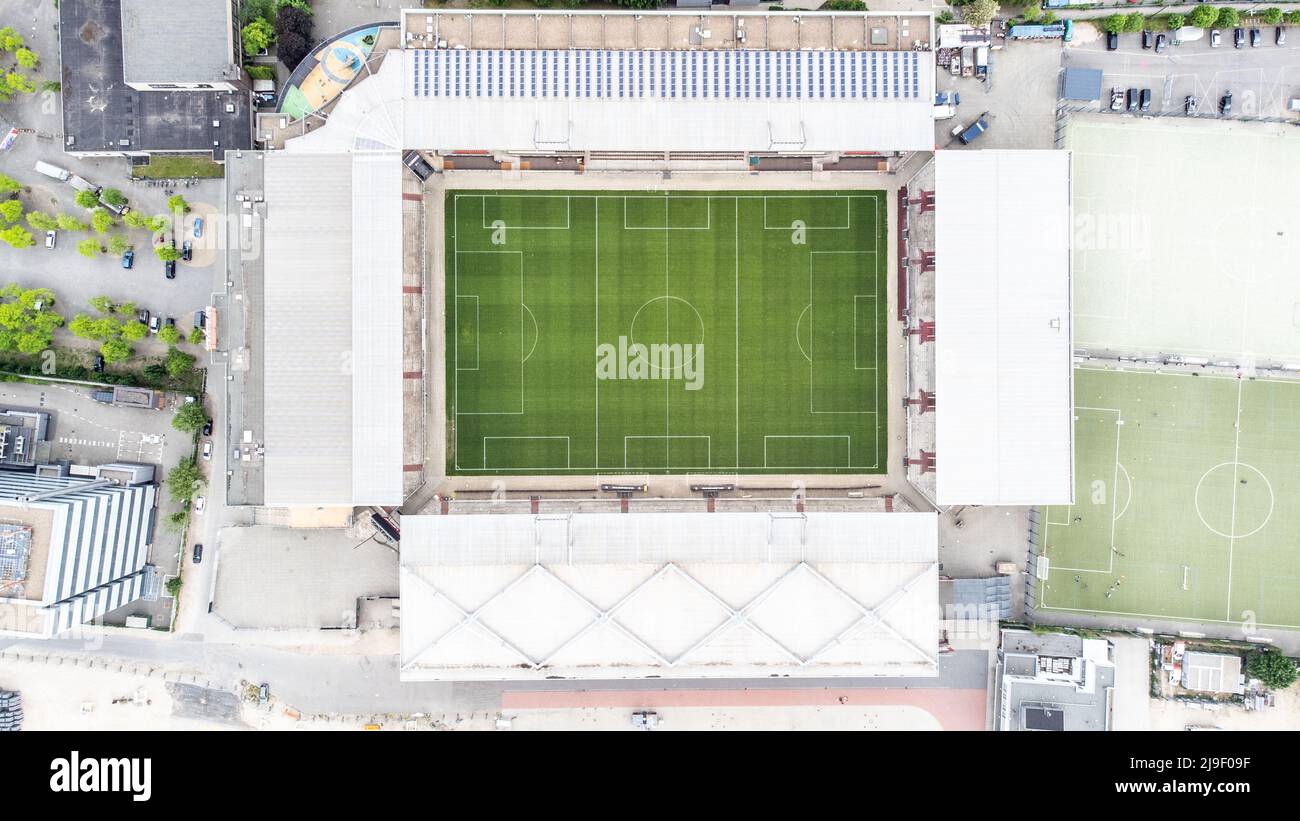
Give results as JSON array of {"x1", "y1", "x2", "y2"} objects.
[{"x1": 445, "y1": 190, "x2": 888, "y2": 475}]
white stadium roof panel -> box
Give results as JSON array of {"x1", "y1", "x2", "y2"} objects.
[
  {"x1": 934, "y1": 150, "x2": 1074, "y2": 506},
  {"x1": 400, "y1": 512, "x2": 939, "y2": 681}
]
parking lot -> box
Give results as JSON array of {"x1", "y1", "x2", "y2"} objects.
[
  {"x1": 935, "y1": 37, "x2": 1065, "y2": 150},
  {"x1": 1065, "y1": 23, "x2": 1300, "y2": 119}
]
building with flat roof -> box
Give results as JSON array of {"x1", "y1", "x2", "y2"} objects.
[
  {"x1": 996, "y1": 628, "x2": 1114, "y2": 731},
  {"x1": 0, "y1": 409, "x2": 50, "y2": 470},
  {"x1": 120, "y1": 0, "x2": 243, "y2": 91},
  {"x1": 400, "y1": 511, "x2": 939, "y2": 681},
  {"x1": 934, "y1": 150, "x2": 1074, "y2": 506},
  {"x1": 58, "y1": 0, "x2": 251, "y2": 159},
  {"x1": 0, "y1": 471, "x2": 157, "y2": 638},
  {"x1": 1181, "y1": 651, "x2": 1245, "y2": 695}
]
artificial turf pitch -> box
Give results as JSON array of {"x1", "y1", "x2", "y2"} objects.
[
  {"x1": 445, "y1": 190, "x2": 888, "y2": 475},
  {"x1": 1039, "y1": 368, "x2": 1300, "y2": 629}
]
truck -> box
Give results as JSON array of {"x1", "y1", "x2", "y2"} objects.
[
  {"x1": 34, "y1": 160, "x2": 71, "y2": 181},
  {"x1": 974, "y1": 46, "x2": 988, "y2": 78},
  {"x1": 958, "y1": 118, "x2": 989, "y2": 145},
  {"x1": 68, "y1": 174, "x2": 101, "y2": 195}
]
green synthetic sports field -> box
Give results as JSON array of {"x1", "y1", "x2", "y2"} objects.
[
  {"x1": 444, "y1": 190, "x2": 888, "y2": 475},
  {"x1": 1039, "y1": 368, "x2": 1300, "y2": 629}
]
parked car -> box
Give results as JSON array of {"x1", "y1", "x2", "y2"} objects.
[
  {"x1": 1126, "y1": 88, "x2": 1139, "y2": 112},
  {"x1": 1155, "y1": 33, "x2": 1167, "y2": 53},
  {"x1": 258, "y1": 683, "x2": 270, "y2": 704},
  {"x1": 1251, "y1": 28, "x2": 1262, "y2": 47},
  {"x1": 192, "y1": 543, "x2": 203, "y2": 564},
  {"x1": 193, "y1": 495, "x2": 206, "y2": 514},
  {"x1": 181, "y1": 240, "x2": 192, "y2": 262},
  {"x1": 201, "y1": 441, "x2": 213, "y2": 461},
  {"x1": 148, "y1": 315, "x2": 161, "y2": 334},
  {"x1": 166, "y1": 316, "x2": 175, "y2": 327},
  {"x1": 1235, "y1": 28, "x2": 1245, "y2": 48},
  {"x1": 195, "y1": 309, "x2": 207, "y2": 329},
  {"x1": 1141, "y1": 29, "x2": 1153, "y2": 49},
  {"x1": 1211, "y1": 29, "x2": 1221, "y2": 48},
  {"x1": 165, "y1": 259, "x2": 176, "y2": 279},
  {"x1": 121, "y1": 249, "x2": 134, "y2": 269},
  {"x1": 93, "y1": 354, "x2": 104, "y2": 373},
  {"x1": 1139, "y1": 88, "x2": 1152, "y2": 112},
  {"x1": 957, "y1": 118, "x2": 989, "y2": 145},
  {"x1": 1185, "y1": 95, "x2": 1199, "y2": 114},
  {"x1": 1277, "y1": 27, "x2": 1287, "y2": 46},
  {"x1": 1110, "y1": 87, "x2": 1124, "y2": 112},
  {"x1": 43, "y1": 230, "x2": 55, "y2": 249},
  {"x1": 202, "y1": 418, "x2": 213, "y2": 437},
  {"x1": 1107, "y1": 31, "x2": 1119, "y2": 51},
  {"x1": 1220, "y1": 91, "x2": 1233, "y2": 115},
  {"x1": 137, "y1": 308, "x2": 149, "y2": 325},
  {"x1": 192, "y1": 217, "x2": 203, "y2": 238}
]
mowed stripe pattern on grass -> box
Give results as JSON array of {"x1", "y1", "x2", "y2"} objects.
[
  {"x1": 446, "y1": 190, "x2": 887, "y2": 475},
  {"x1": 1040, "y1": 368, "x2": 1300, "y2": 629}
]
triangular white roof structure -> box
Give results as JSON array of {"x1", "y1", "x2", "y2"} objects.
[{"x1": 400, "y1": 512, "x2": 939, "y2": 680}]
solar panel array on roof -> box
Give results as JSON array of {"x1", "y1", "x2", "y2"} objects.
[{"x1": 410, "y1": 48, "x2": 922, "y2": 101}]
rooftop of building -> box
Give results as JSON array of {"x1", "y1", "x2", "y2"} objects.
[{"x1": 120, "y1": 0, "x2": 238, "y2": 85}]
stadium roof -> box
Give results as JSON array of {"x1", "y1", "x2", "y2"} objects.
[
  {"x1": 287, "y1": 43, "x2": 936, "y2": 154},
  {"x1": 934, "y1": 150, "x2": 1074, "y2": 506},
  {"x1": 400, "y1": 511, "x2": 940, "y2": 681},
  {"x1": 262, "y1": 151, "x2": 404, "y2": 506}
]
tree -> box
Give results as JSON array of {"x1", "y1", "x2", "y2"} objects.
[
  {"x1": 1247, "y1": 651, "x2": 1297, "y2": 690},
  {"x1": 14, "y1": 47, "x2": 37, "y2": 69},
  {"x1": 961, "y1": 0, "x2": 999, "y2": 28},
  {"x1": 101, "y1": 188, "x2": 127, "y2": 208},
  {"x1": 143, "y1": 363, "x2": 168, "y2": 382},
  {"x1": 167, "y1": 194, "x2": 190, "y2": 214},
  {"x1": 56, "y1": 213, "x2": 87, "y2": 232},
  {"x1": 1286, "y1": 11, "x2": 1300, "y2": 25},
  {"x1": 1216, "y1": 7, "x2": 1240, "y2": 28},
  {"x1": 77, "y1": 238, "x2": 101, "y2": 257},
  {"x1": 242, "y1": 0, "x2": 276, "y2": 25},
  {"x1": 173, "y1": 401, "x2": 208, "y2": 433},
  {"x1": 242, "y1": 18, "x2": 275, "y2": 57},
  {"x1": 108, "y1": 234, "x2": 130, "y2": 255},
  {"x1": 166, "y1": 457, "x2": 204, "y2": 503},
  {"x1": 69, "y1": 314, "x2": 122, "y2": 341},
  {"x1": 0, "y1": 199, "x2": 22, "y2": 224},
  {"x1": 0, "y1": 224, "x2": 31, "y2": 248},
  {"x1": 25, "y1": 211, "x2": 58, "y2": 232},
  {"x1": 277, "y1": 0, "x2": 312, "y2": 13},
  {"x1": 0, "y1": 27, "x2": 24, "y2": 52},
  {"x1": 158, "y1": 325, "x2": 181, "y2": 345},
  {"x1": 1166, "y1": 13, "x2": 1185, "y2": 31},
  {"x1": 100, "y1": 338, "x2": 131, "y2": 363},
  {"x1": 74, "y1": 189, "x2": 99, "y2": 209},
  {"x1": 1123, "y1": 12, "x2": 1146, "y2": 33},
  {"x1": 1262, "y1": 7, "x2": 1284, "y2": 25},
  {"x1": 91, "y1": 208, "x2": 115, "y2": 235},
  {"x1": 120, "y1": 320, "x2": 148, "y2": 341},
  {"x1": 164, "y1": 575, "x2": 183, "y2": 597},
  {"x1": 1101, "y1": 14, "x2": 1127, "y2": 34},
  {"x1": 0, "y1": 174, "x2": 20, "y2": 195},
  {"x1": 276, "y1": 6, "x2": 314, "y2": 70},
  {"x1": 188, "y1": 326, "x2": 206, "y2": 345},
  {"x1": 166, "y1": 347, "x2": 197, "y2": 379},
  {"x1": 89, "y1": 296, "x2": 116, "y2": 314},
  {"x1": 0, "y1": 284, "x2": 62, "y2": 353},
  {"x1": 4, "y1": 72, "x2": 34, "y2": 95},
  {"x1": 114, "y1": 302, "x2": 137, "y2": 318},
  {"x1": 1021, "y1": 4, "x2": 1041, "y2": 23},
  {"x1": 156, "y1": 244, "x2": 180, "y2": 262}
]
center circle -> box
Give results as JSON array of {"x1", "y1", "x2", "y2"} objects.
[
  {"x1": 1193, "y1": 462, "x2": 1274, "y2": 539},
  {"x1": 628, "y1": 296, "x2": 705, "y2": 375}
]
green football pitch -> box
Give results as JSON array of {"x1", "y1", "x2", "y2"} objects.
[
  {"x1": 1039, "y1": 368, "x2": 1300, "y2": 629},
  {"x1": 444, "y1": 190, "x2": 888, "y2": 475}
]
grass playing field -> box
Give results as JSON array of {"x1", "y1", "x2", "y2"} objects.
[
  {"x1": 444, "y1": 190, "x2": 888, "y2": 475},
  {"x1": 1039, "y1": 368, "x2": 1300, "y2": 629}
]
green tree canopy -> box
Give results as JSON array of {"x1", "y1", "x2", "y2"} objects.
[
  {"x1": 101, "y1": 188, "x2": 127, "y2": 208},
  {"x1": 74, "y1": 190, "x2": 99, "y2": 209},
  {"x1": 91, "y1": 209, "x2": 115, "y2": 235},
  {"x1": 156, "y1": 244, "x2": 180, "y2": 262},
  {"x1": 962, "y1": 0, "x2": 999, "y2": 29},
  {"x1": 0, "y1": 174, "x2": 20, "y2": 195},
  {"x1": 120, "y1": 320, "x2": 148, "y2": 341},
  {"x1": 1166, "y1": 13, "x2": 1185, "y2": 30},
  {"x1": 69, "y1": 314, "x2": 123, "y2": 342},
  {"x1": 172, "y1": 401, "x2": 208, "y2": 433},
  {"x1": 0, "y1": 199, "x2": 23, "y2": 224},
  {"x1": 1286, "y1": 10, "x2": 1300, "y2": 24},
  {"x1": 77, "y1": 238, "x2": 100, "y2": 257},
  {"x1": 166, "y1": 347, "x2": 197, "y2": 378},
  {"x1": 0, "y1": 224, "x2": 32, "y2": 248},
  {"x1": 0, "y1": 26, "x2": 25, "y2": 51},
  {"x1": 158, "y1": 325, "x2": 181, "y2": 345},
  {"x1": 100, "y1": 338, "x2": 131, "y2": 364},
  {"x1": 1247, "y1": 651, "x2": 1297, "y2": 690},
  {"x1": 1216, "y1": 7, "x2": 1241, "y2": 28},
  {"x1": 25, "y1": 211, "x2": 58, "y2": 232},
  {"x1": 1123, "y1": 12, "x2": 1146, "y2": 33},
  {"x1": 88, "y1": 296, "x2": 116, "y2": 314},
  {"x1": 1262, "y1": 8, "x2": 1283, "y2": 25},
  {"x1": 166, "y1": 456, "x2": 204, "y2": 503},
  {"x1": 167, "y1": 194, "x2": 190, "y2": 214},
  {"x1": 188, "y1": 326, "x2": 206, "y2": 345},
  {"x1": 242, "y1": 19, "x2": 275, "y2": 56},
  {"x1": 56, "y1": 213, "x2": 88, "y2": 232},
  {"x1": 108, "y1": 234, "x2": 130, "y2": 255},
  {"x1": 0, "y1": 284, "x2": 62, "y2": 353},
  {"x1": 14, "y1": 47, "x2": 37, "y2": 69}
]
